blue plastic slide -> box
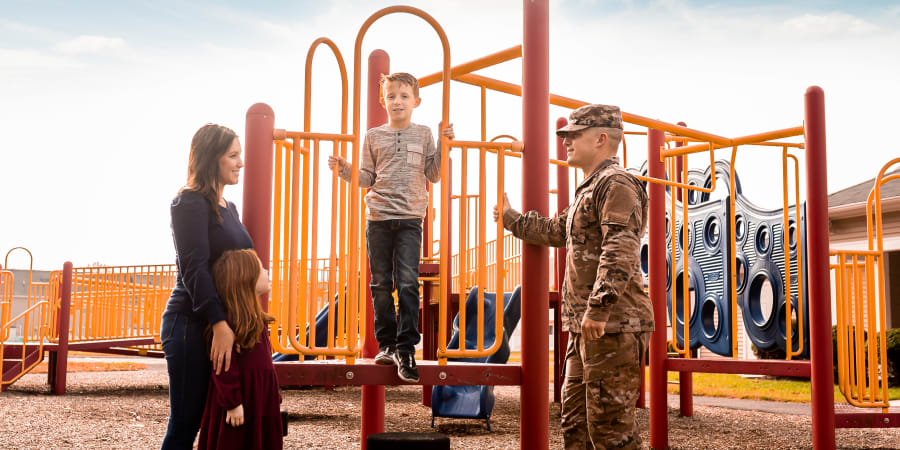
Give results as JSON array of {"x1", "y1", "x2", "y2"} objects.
[
  {"x1": 272, "y1": 295, "x2": 341, "y2": 362},
  {"x1": 431, "y1": 286, "x2": 522, "y2": 431}
]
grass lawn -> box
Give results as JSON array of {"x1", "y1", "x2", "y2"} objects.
[
  {"x1": 663, "y1": 371, "x2": 900, "y2": 404},
  {"x1": 438, "y1": 351, "x2": 900, "y2": 405}
]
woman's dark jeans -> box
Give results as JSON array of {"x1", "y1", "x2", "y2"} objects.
[
  {"x1": 366, "y1": 218, "x2": 423, "y2": 354},
  {"x1": 160, "y1": 310, "x2": 211, "y2": 449}
]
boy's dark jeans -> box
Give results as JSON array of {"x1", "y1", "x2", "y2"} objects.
[{"x1": 366, "y1": 218, "x2": 422, "y2": 354}]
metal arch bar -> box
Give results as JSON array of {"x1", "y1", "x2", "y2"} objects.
[{"x1": 350, "y1": 4, "x2": 452, "y2": 364}]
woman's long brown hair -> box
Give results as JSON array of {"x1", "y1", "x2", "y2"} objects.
[
  {"x1": 180, "y1": 123, "x2": 237, "y2": 221},
  {"x1": 212, "y1": 249, "x2": 274, "y2": 351}
]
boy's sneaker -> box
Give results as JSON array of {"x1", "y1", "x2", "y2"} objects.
[
  {"x1": 375, "y1": 347, "x2": 395, "y2": 365},
  {"x1": 394, "y1": 351, "x2": 419, "y2": 383}
]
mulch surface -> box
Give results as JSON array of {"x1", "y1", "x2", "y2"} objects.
[{"x1": 1, "y1": 362, "x2": 898, "y2": 448}]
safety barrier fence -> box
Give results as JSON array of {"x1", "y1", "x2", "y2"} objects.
[
  {"x1": 830, "y1": 158, "x2": 898, "y2": 409},
  {"x1": 48, "y1": 265, "x2": 175, "y2": 345},
  {"x1": 269, "y1": 133, "x2": 361, "y2": 359},
  {"x1": 1, "y1": 248, "x2": 52, "y2": 387},
  {"x1": 0, "y1": 270, "x2": 11, "y2": 341}
]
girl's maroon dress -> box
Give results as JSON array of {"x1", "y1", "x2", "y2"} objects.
[{"x1": 197, "y1": 330, "x2": 283, "y2": 450}]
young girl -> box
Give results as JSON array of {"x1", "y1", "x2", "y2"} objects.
[{"x1": 197, "y1": 249, "x2": 283, "y2": 450}]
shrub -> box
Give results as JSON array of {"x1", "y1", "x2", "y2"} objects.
[
  {"x1": 751, "y1": 344, "x2": 786, "y2": 360},
  {"x1": 871, "y1": 328, "x2": 900, "y2": 387},
  {"x1": 831, "y1": 326, "x2": 900, "y2": 387}
]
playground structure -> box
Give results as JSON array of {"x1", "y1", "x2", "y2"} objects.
[{"x1": 2, "y1": 3, "x2": 899, "y2": 449}]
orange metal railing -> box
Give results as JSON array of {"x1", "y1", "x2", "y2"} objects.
[
  {"x1": 831, "y1": 158, "x2": 898, "y2": 409},
  {"x1": 268, "y1": 29, "x2": 359, "y2": 359},
  {"x1": 0, "y1": 270, "x2": 11, "y2": 342},
  {"x1": 437, "y1": 139, "x2": 520, "y2": 360},
  {"x1": 1, "y1": 248, "x2": 51, "y2": 387},
  {"x1": 269, "y1": 135, "x2": 360, "y2": 359},
  {"x1": 51, "y1": 265, "x2": 174, "y2": 346}
]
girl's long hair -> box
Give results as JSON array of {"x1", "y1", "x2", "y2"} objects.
[
  {"x1": 212, "y1": 249, "x2": 274, "y2": 351},
  {"x1": 180, "y1": 123, "x2": 237, "y2": 222}
]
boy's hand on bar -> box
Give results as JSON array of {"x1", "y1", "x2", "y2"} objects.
[
  {"x1": 441, "y1": 123, "x2": 455, "y2": 141},
  {"x1": 327, "y1": 155, "x2": 348, "y2": 172}
]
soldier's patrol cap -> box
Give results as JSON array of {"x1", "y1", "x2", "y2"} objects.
[{"x1": 556, "y1": 104, "x2": 623, "y2": 137}]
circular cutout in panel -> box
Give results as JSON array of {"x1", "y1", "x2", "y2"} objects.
[
  {"x1": 788, "y1": 219, "x2": 798, "y2": 251},
  {"x1": 677, "y1": 223, "x2": 691, "y2": 252},
  {"x1": 748, "y1": 272, "x2": 775, "y2": 327},
  {"x1": 640, "y1": 243, "x2": 649, "y2": 276},
  {"x1": 755, "y1": 224, "x2": 770, "y2": 255},
  {"x1": 777, "y1": 300, "x2": 800, "y2": 343},
  {"x1": 700, "y1": 296, "x2": 720, "y2": 339},
  {"x1": 666, "y1": 254, "x2": 672, "y2": 290},
  {"x1": 703, "y1": 216, "x2": 721, "y2": 250},
  {"x1": 735, "y1": 215, "x2": 746, "y2": 242},
  {"x1": 674, "y1": 271, "x2": 698, "y2": 324},
  {"x1": 687, "y1": 182, "x2": 699, "y2": 205},
  {"x1": 735, "y1": 255, "x2": 748, "y2": 293}
]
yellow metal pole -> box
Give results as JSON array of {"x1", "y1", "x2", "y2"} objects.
[
  {"x1": 782, "y1": 146, "x2": 793, "y2": 360},
  {"x1": 419, "y1": 45, "x2": 521, "y2": 88}
]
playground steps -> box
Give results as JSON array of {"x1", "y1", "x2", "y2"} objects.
[
  {"x1": 274, "y1": 359, "x2": 520, "y2": 387},
  {"x1": 1, "y1": 344, "x2": 43, "y2": 390}
]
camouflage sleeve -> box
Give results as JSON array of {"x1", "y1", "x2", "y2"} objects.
[
  {"x1": 586, "y1": 178, "x2": 643, "y2": 322},
  {"x1": 502, "y1": 206, "x2": 567, "y2": 248}
]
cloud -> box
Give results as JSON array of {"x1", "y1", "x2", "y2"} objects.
[
  {"x1": 55, "y1": 35, "x2": 127, "y2": 55},
  {"x1": 0, "y1": 48, "x2": 80, "y2": 69},
  {"x1": 782, "y1": 12, "x2": 880, "y2": 37}
]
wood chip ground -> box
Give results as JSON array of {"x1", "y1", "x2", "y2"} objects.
[{"x1": 2, "y1": 363, "x2": 898, "y2": 449}]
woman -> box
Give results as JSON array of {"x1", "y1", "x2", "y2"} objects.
[{"x1": 161, "y1": 124, "x2": 254, "y2": 449}]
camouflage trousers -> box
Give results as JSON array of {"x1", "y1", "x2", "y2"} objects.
[{"x1": 561, "y1": 331, "x2": 650, "y2": 450}]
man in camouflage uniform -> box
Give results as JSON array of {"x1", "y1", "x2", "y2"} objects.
[{"x1": 494, "y1": 104, "x2": 654, "y2": 449}]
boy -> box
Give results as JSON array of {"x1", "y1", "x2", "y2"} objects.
[{"x1": 328, "y1": 72, "x2": 453, "y2": 383}]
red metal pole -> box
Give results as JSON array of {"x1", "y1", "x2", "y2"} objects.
[
  {"x1": 804, "y1": 86, "x2": 835, "y2": 450},
  {"x1": 554, "y1": 116, "x2": 569, "y2": 405},
  {"x1": 522, "y1": 1, "x2": 550, "y2": 448},
  {"x1": 243, "y1": 103, "x2": 275, "y2": 311},
  {"x1": 360, "y1": 49, "x2": 389, "y2": 450},
  {"x1": 52, "y1": 261, "x2": 72, "y2": 395},
  {"x1": 675, "y1": 121, "x2": 693, "y2": 417},
  {"x1": 648, "y1": 128, "x2": 669, "y2": 448}
]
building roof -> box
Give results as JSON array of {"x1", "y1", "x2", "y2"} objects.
[{"x1": 829, "y1": 167, "x2": 900, "y2": 208}]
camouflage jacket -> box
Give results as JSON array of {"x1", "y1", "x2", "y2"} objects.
[{"x1": 503, "y1": 157, "x2": 654, "y2": 334}]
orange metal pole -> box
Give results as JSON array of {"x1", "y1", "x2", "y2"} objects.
[
  {"x1": 419, "y1": 45, "x2": 521, "y2": 87},
  {"x1": 661, "y1": 127, "x2": 805, "y2": 158}
]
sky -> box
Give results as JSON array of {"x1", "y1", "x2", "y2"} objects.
[{"x1": 1, "y1": 0, "x2": 899, "y2": 270}]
